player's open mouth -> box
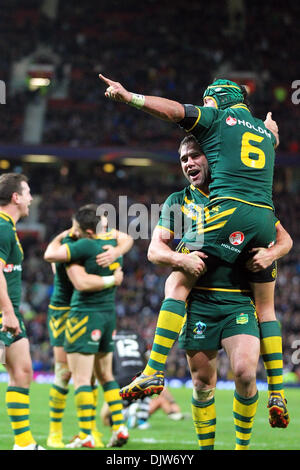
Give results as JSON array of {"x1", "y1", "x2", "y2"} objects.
[{"x1": 188, "y1": 169, "x2": 200, "y2": 180}]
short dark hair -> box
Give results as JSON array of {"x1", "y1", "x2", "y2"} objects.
[
  {"x1": 74, "y1": 204, "x2": 99, "y2": 232},
  {"x1": 178, "y1": 134, "x2": 203, "y2": 155},
  {"x1": 0, "y1": 173, "x2": 28, "y2": 206}
]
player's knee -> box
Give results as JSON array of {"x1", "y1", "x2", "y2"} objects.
[
  {"x1": 164, "y1": 275, "x2": 189, "y2": 301},
  {"x1": 54, "y1": 362, "x2": 71, "y2": 389},
  {"x1": 192, "y1": 384, "x2": 215, "y2": 402},
  {"x1": 9, "y1": 363, "x2": 33, "y2": 388},
  {"x1": 233, "y1": 362, "x2": 256, "y2": 387}
]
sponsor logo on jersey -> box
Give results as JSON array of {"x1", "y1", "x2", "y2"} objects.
[
  {"x1": 193, "y1": 320, "x2": 207, "y2": 339},
  {"x1": 91, "y1": 329, "x2": 101, "y2": 341},
  {"x1": 236, "y1": 313, "x2": 249, "y2": 325},
  {"x1": 229, "y1": 231, "x2": 245, "y2": 245},
  {"x1": 3, "y1": 264, "x2": 22, "y2": 273},
  {"x1": 226, "y1": 116, "x2": 237, "y2": 126},
  {"x1": 237, "y1": 119, "x2": 272, "y2": 138}
]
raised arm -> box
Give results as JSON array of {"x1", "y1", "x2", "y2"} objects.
[
  {"x1": 66, "y1": 264, "x2": 123, "y2": 292},
  {"x1": 44, "y1": 230, "x2": 70, "y2": 263},
  {"x1": 99, "y1": 74, "x2": 185, "y2": 122},
  {"x1": 148, "y1": 226, "x2": 207, "y2": 276}
]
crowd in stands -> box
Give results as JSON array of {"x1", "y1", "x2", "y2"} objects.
[
  {"x1": 0, "y1": 0, "x2": 299, "y2": 382},
  {"x1": 0, "y1": 1, "x2": 300, "y2": 153}
]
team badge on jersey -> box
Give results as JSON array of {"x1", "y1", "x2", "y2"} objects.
[
  {"x1": 91, "y1": 329, "x2": 101, "y2": 341},
  {"x1": 236, "y1": 313, "x2": 249, "y2": 325},
  {"x1": 226, "y1": 116, "x2": 237, "y2": 126},
  {"x1": 193, "y1": 320, "x2": 207, "y2": 339},
  {"x1": 229, "y1": 231, "x2": 245, "y2": 245}
]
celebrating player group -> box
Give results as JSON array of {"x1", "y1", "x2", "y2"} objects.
[{"x1": 0, "y1": 72, "x2": 293, "y2": 451}]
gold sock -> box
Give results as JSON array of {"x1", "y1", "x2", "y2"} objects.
[
  {"x1": 233, "y1": 391, "x2": 258, "y2": 450},
  {"x1": 103, "y1": 381, "x2": 125, "y2": 431},
  {"x1": 6, "y1": 387, "x2": 35, "y2": 447}
]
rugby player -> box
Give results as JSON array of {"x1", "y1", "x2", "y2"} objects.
[
  {"x1": 46, "y1": 207, "x2": 132, "y2": 448},
  {"x1": 44, "y1": 205, "x2": 133, "y2": 448},
  {"x1": 99, "y1": 75, "x2": 292, "y2": 429},
  {"x1": 0, "y1": 173, "x2": 44, "y2": 450}
]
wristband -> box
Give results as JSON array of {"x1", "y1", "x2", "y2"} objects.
[
  {"x1": 130, "y1": 93, "x2": 145, "y2": 109},
  {"x1": 102, "y1": 275, "x2": 115, "y2": 289}
]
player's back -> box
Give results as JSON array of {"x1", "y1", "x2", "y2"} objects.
[
  {"x1": 113, "y1": 329, "x2": 147, "y2": 388},
  {"x1": 210, "y1": 106, "x2": 275, "y2": 207},
  {"x1": 188, "y1": 105, "x2": 276, "y2": 208},
  {"x1": 68, "y1": 234, "x2": 122, "y2": 312}
]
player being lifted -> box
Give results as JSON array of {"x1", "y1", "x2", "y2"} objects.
[
  {"x1": 0, "y1": 173, "x2": 44, "y2": 450},
  {"x1": 152, "y1": 136, "x2": 292, "y2": 448},
  {"x1": 44, "y1": 205, "x2": 133, "y2": 448},
  {"x1": 99, "y1": 74, "x2": 292, "y2": 428}
]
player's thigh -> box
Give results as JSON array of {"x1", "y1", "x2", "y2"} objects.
[
  {"x1": 164, "y1": 270, "x2": 197, "y2": 300},
  {"x1": 94, "y1": 351, "x2": 113, "y2": 383},
  {"x1": 54, "y1": 346, "x2": 68, "y2": 364},
  {"x1": 67, "y1": 352, "x2": 94, "y2": 384},
  {"x1": 5, "y1": 337, "x2": 33, "y2": 386},
  {"x1": 221, "y1": 334, "x2": 260, "y2": 377},
  {"x1": 186, "y1": 349, "x2": 218, "y2": 387}
]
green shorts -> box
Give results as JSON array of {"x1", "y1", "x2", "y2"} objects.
[
  {"x1": 178, "y1": 294, "x2": 259, "y2": 351},
  {"x1": 64, "y1": 309, "x2": 116, "y2": 354},
  {"x1": 47, "y1": 305, "x2": 70, "y2": 347},
  {"x1": 181, "y1": 199, "x2": 277, "y2": 264},
  {"x1": 0, "y1": 310, "x2": 27, "y2": 347}
]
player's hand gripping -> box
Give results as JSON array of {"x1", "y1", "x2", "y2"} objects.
[
  {"x1": 96, "y1": 245, "x2": 120, "y2": 268},
  {"x1": 113, "y1": 267, "x2": 124, "y2": 286},
  {"x1": 180, "y1": 251, "x2": 208, "y2": 276},
  {"x1": 99, "y1": 74, "x2": 132, "y2": 104},
  {"x1": 246, "y1": 247, "x2": 275, "y2": 272},
  {"x1": 1, "y1": 309, "x2": 21, "y2": 336}
]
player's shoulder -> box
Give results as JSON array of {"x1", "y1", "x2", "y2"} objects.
[
  {"x1": 62, "y1": 233, "x2": 77, "y2": 244},
  {"x1": 164, "y1": 188, "x2": 187, "y2": 205},
  {"x1": 0, "y1": 216, "x2": 14, "y2": 237}
]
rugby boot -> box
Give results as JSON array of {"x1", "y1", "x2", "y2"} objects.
[
  {"x1": 268, "y1": 392, "x2": 290, "y2": 428},
  {"x1": 119, "y1": 371, "x2": 164, "y2": 400}
]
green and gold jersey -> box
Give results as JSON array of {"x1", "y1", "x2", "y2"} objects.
[
  {"x1": 179, "y1": 104, "x2": 277, "y2": 209},
  {"x1": 65, "y1": 231, "x2": 122, "y2": 312},
  {"x1": 0, "y1": 211, "x2": 24, "y2": 311},
  {"x1": 157, "y1": 184, "x2": 209, "y2": 238},
  {"x1": 49, "y1": 233, "x2": 77, "y2": 308}
]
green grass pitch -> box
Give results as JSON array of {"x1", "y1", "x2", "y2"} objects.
[{"x1": 0, "y1": 382, "x2": 298, "y2": 450}]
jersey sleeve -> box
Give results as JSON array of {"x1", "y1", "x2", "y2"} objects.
[
  {"x1": 178, "y1": 104, "x2": 218, "y2": 135},
  {"x1": 0, "y1": 225, "x2": 13, "y2": 265},
  {"x1": 65, "y1": 238, "x2": 92, "y2": 263}
]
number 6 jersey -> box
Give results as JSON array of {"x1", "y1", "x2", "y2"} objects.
[{"x1": 179, "y1": 103, "x2": 277, "y2": 209}]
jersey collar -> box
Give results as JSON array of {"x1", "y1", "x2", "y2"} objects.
[
  {"x1": 190, "y1": 184, "x2": 209, "y2": 198},
  {"x1": 0, "y1": 210, "x2": 16, "y2": 227}
]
